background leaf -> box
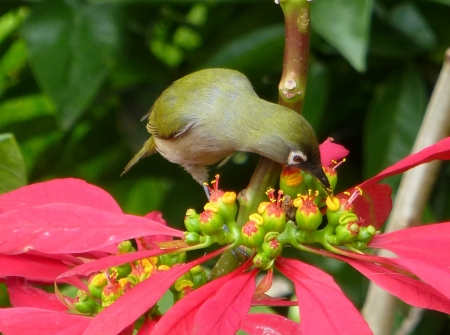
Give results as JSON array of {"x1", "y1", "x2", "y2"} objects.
[
  {"x1": 311, "y1": 0, "x2": 373, "y2": 71},
  {"x1": 364, "y1": 66, "x2": 427, "y2": 180},
  {"x1": 0, "y1": 133, "x2": 26, "y2": 194},
  {"x1": 21, "y1": 0, "x2": 121, "y2": 129}
]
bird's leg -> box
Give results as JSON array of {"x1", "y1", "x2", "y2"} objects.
[
  {"x1": 231, "y1": 246, "x2": 250, "y2": 259},
  {"x1": 202, "y1": 184, "x2": 210, "y2": 201}
]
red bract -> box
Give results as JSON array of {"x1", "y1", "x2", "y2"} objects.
[
  {"x1": 240, "y1": 313, "x2": 302, "y2": 335},
  {"x1": 319, "y1": 137, "x2": 349, "y2": 167},
  {"x1": 0, "y1": 179, "x2": 188, "y2": 334},
  {"x1": 0, "y1": 178, "x2": 122, "y2": 214},
  {"x1": 276, "y1": 258, "x2": 371, "y2": 335},
  {"x1": 351, "y1": 183, "x2": 392, "y2": 228},
  {"x1": 0, "y1": 308, "x2": 91, "y2": 335},
  {"x1": 152, "y1": 262, "x2": 257, "y2": 335},
  {"x1": 0, "y1": 203, "x2": 182, "y2": 255},
  {"x1": 360, "y1": 137, "x2": 450, "y2": 188},
  {"x1": 6, "y1": 278, "x2": 67, "y2": 312}
]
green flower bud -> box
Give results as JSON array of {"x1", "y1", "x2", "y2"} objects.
[
  {"x1": 126, "y1": 273, "x2": 141, "y2": 287},
  {"x1": 205, "y1": 175, "x2": 238, "y2": 223},
  {"x1": 324, "y1": 166, "x2": 338, "y2": 192},
  {"x1": 325, "y1": 197, "x2": 354, "y2": 227},
  {"x1": 184, "y1": 231, "x2": 200, "y2": 245},
  {"x1": 190, "y1": 265, "x2": 207, "y2": 289},
  {"x1": 258, "y1": 189, "x2": 287, "y2": 233},
  {"x1": 207, "y1": 192, "x2": 238, "y2": 223},
  {"x1": 301, "y1": 170, "x2": 315, "y2": 191},
  {"x1": 253, "y1": 253, "x2": 273, "y2": 270},
  {"x1": 294, "y1": 195, "x2": 322, "y2": 231},
  {"x1": 88, "y1": 273, "x2": 107, "y2": 299},
  {"x1": 358, "y1": 225, "x2": 376, "y2": 243},
  {"x1": 280, "y1": 166, "x2": 307, "y2": 199},
  {"x1": 101, "y1": 281, "x2": 123, "y2": 307},
  {"x1": 350, "y1": 241, "x2": 367, "y2": 250},
  {"x1": 262, "y1": 237, "x2": 283, "y2": 259},
  {"x1": 198, "y1": 210, "x2": 224, "y2": 236},
  {"x1": 117, "y1": 240, "x2": 135, "y2": 253},
  {"x1": 184, "y1": 209, "x2": 201, "y2": 233},
  {"x1": 159, "y1": 251, "x2": 186, "y2": 267},
  {"x1": 74, "y1": 290, "x2": 101, "y2": 314},
  {"x1": 176, "y1": 285, "x2": 195, "y2": 300},
  {"x1": 335, "y1": 213, "x2": 360, "y2": 244},
  {"x1": 119, "y1": 278, "x2": 134, "y2": 293},
  {"x1": 242, "y1": 214, "x2": 266, "y2": 248},
  {"x1": 109, "y1": 262, "x2": 132, "y2": 280}
]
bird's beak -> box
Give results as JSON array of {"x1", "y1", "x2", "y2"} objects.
[{"x1": 300, "y1": 163, "x2": 333, "y2": 196}]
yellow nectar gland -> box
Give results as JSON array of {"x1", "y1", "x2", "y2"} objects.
[
  {"x1": 91, "y1": 273, "x2": 107, "y2": 286},
  {"x1": 142, "y1": 259, "x2": 157, "y2": 274},
  {"x1": 175, "y1": 279, "x2": 194, "y2": 292},
  {"x1": 204, "y1": 202, "x2": 220, "y2": 213},
  {"x1": 286, "y1": 173, "x2": 303, "y2": 187},
  {"x1": 326, "y1": 196, "x2": 340, "y2": 211},
  {"x1": 293, "y1": 196, "x2": 304, "y2": 208},
  {"x1": 118, "y1": 278, "x2": 128, "y2": 288},
  {"x1": 249, "y1": 213, "x2": 264, "y2": 225},
  {"x1": 222, "y1": 191, "x2": 237, "y2": 204},
  {"x1": 185, "y1": 208, "x2": 196, "y2": 216},
  {"x1": 258, "y1": 202, "x2": 271, "y2": 214}
]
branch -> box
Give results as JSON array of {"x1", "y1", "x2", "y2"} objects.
[{"x1": 362, "y1": 49, "x2": 450, "y2": 335}]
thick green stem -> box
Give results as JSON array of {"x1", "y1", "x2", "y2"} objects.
[
  {"x1": 278, "y1": 0, "x2": 310, "y2": 112},
  {"x1": 210, "y1": 0, "x2": 311, "y2": 279}
]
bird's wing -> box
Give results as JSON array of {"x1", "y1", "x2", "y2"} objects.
[{"x1": 147, "y1": 120, "x2": 195, "y2": 140}]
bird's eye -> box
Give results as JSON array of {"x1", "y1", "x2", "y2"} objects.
[
  {"x1": 293, "y1": 155, "x2": 304, "y2": 163},
  {"x1": 288, "y1": 150, "x2": 307, "y2": 165}
]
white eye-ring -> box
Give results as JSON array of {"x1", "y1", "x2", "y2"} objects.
[{"x1": 288, "y1": 150, "x2": 307, "y2": 165}]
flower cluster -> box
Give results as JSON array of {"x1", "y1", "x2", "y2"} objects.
[
  {"x1": 71, "y1": 240, "x2": 207, "y2": 316},
  {"x1": 0, "y1": 137, "x2": 450, "y2": 335}
]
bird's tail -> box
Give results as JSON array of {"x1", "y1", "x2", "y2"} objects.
[{"x1": 121, "y1": 137, "x2": 157, "y2": 176}]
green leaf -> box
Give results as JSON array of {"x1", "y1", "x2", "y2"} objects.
[
  {"x1": 21, "y1": 0, "x2": 121, "y2": 129},
  {"x1": 0, "y1": 9, "x2": 24, "y2": 45},
  {"x1": 311, "y1": 0, "x2": 373, "y2": 72},
  {"x1": 430, "y1": 0, "x2": 450, "y2": 5},
  {"x1": 200, "y1": 24, "x2": 284, "y2": 75},
  {"x1": 388, "y1": 3, "x2": 436, "y2": 50},
  {"x1": 364, "y1": 67, "x2": 427, "y2": 180},
  {"x1": 0, "y1": 133, "x2": 27, "y2": 194},
  {"x1": 0, "y1": 95, "x2": 55, "y2": 129},
  {"x1": 302, "y1": 60, "x2": 329, "y2": 131}
]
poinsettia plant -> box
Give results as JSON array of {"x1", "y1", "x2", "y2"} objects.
[{"x1": 0, "y1": 137, "x2": 450, "y2": 335}]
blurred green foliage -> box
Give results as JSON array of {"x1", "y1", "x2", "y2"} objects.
[{"x1": 1, "y1": 0, "x2": 450, "y2": 332}]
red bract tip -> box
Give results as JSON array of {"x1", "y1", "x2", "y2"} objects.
[{"x1": 319, "y1": 137, "x2": 349, "y2": 167}]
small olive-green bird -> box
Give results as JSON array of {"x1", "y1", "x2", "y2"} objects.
[{"x1": 123, "y1": 68, "x2": 331, "y2": 194}]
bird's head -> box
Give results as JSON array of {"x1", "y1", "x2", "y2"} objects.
[{"x1": 287, "y1": 148, "x2": 332, "y2": 196}]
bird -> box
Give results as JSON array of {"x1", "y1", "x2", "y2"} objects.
[{"x1": 122, "y1": 68, "x2": 331, "y2": 195}]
